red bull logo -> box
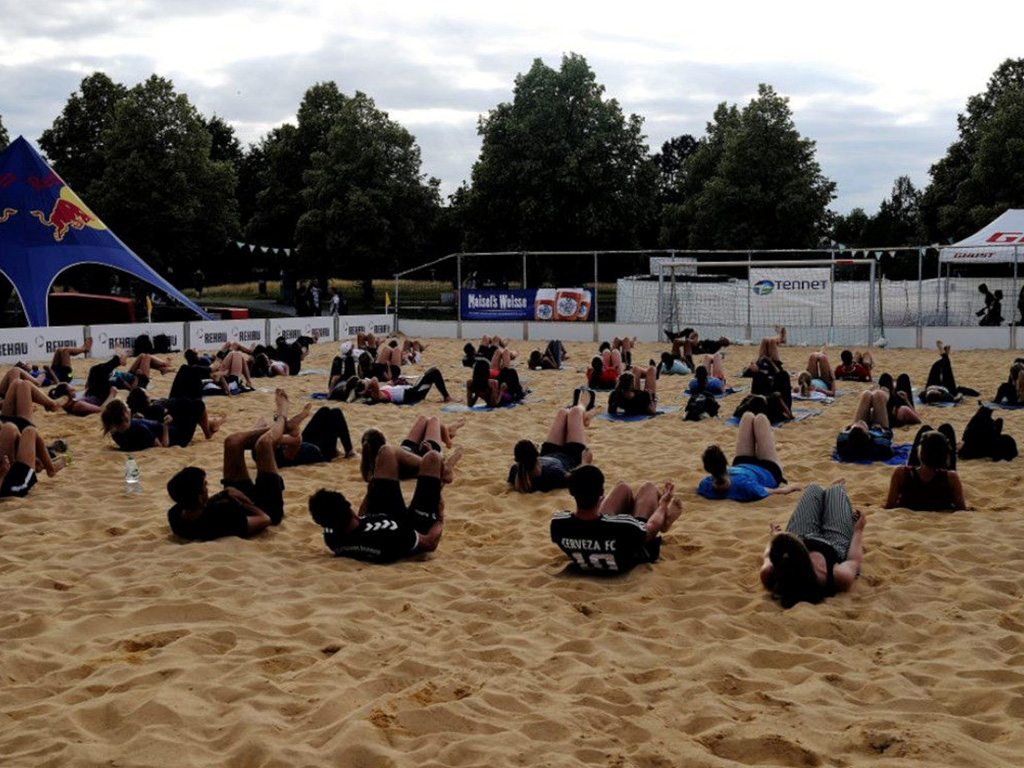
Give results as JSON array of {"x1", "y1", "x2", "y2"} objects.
[{"x1": 31, "y1": 187, "x2": 107, "y2": 242}]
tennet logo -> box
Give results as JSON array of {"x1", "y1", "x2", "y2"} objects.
[{"x1": 752, "y1": 278, "x2": 828, "y2": 296}]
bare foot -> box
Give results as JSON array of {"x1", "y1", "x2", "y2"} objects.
[
  {"x1": 253, "y1": 416, "x2": 268, "y2": 428},
  {"x1": 47, "y1": 455, "x2": 67, "y2": 477},
  {"x1": 441, "y1": 446, "x2": 463, "y2": 484},
  {"x1": 830, "y1": 477, "x2": 846, "y2": 487},
  {"x1": 582, "y1": 449, "x2": 594, "y2": 465},
  {"x1": 944, "y1": 344, "x2": 951, "y2": 356},
  {"x1": 445, "y1": 418, "x2": 466, "y2": 446},
  {"x1": 582, "y1": 407, "x2": 601, "y2": 427},
  {"x1": 208, "y1": 414, "x2": 228, "y2": 436},
  {"x1": 778, "y1": 326, "x2": 787, "y2": 344},
  {"x1": 664, "y1": 496, "x2": 684, "y2": 532},
  {"x1": 935, "y1": 339, "x2": 944, "y2": 353}
]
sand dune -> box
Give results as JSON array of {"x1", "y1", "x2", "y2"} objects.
[{"x1": 1, "y1": 339, "x2": 1023, "y2": 767}]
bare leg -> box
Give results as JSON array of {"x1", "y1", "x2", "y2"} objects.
[
  {"x1": 1, "y1": 380, "x2": 37, "y2": 421},
  {"x1": 735, "y1": 411, "x2": 757, "y2": 456},
  {"x1": 222, "y1": 427, "x2": 270, "y2": 483},
  {"x1": 25, "y1": 426, "x2": 62, "y2": 476},
  {"x1": 0, "y1": 422, "x2": 19, "y2": 461},
  {"x1": 871, "y1": 390, "x2": 890, "y2": 429},
  {"x1": 441, "y1": 418, "x2": 466, "y2": 448},
  {"x1": 751, "y1": 413, "x2": 782, "y2": 466},
  {"x1": 704, "y1": 353, "x2": 726, "y2": 379},
  {"x1": 598, "y1": 480, "x2": 634, "y2": 516},
  {"x1": 565, "y1": 405, "x2": 587, "y2": 444},
  {"x1": 422, "y1": 417, "x2": 443, "y2": 451},
  {"x1": 631, "y1": 481, "x2": 659, "y2": 521},
  {"x1": 853, "y1": 390, "x2": 874, "y2": 423},
  {"x1": 405, "y1": 415, "x2": 429, "y2": 445},
  {"x1": 545, "y1": 408, "x2": 570, "y2": 445}
]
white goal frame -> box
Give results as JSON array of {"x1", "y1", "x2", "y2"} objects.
[{"x1": 656, "y1": 258, "x2": 878, "y2": 346}]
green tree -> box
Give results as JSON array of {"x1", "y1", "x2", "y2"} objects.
[
  {"x1": 465, "y1": 54, "x2": 656, "y2": 255},
  {"x1": 922, "y1": 59, "x2": 1024, "y2": 240},
  {"x1": 85, "y1": 76, "x2": 238, "y2": 276},
  {"x1": 831, "y1": 207, "x2": 870, "y2": 247},
  {"x1": 245, "y1": 82, "x2": 350, "y2": 250},
  {"x1": 39, "y1": 72, "x2": 128, "y2": 190},
  {"x1": 668, "y1": 84, "x2": 836, "y2": 249},
  {"x1": 296, "y1": 91, "x2": 439, "y2": 298},
  {"x1": 863, "y1": 176, "x2": 923, "y2": 246},
  {"x1": 0, "y1": 114, "x2": 8, "y2": 152}
]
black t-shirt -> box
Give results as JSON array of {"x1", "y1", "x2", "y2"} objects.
[
  {"x1": 168, "y1": 493, "x2": 249, "y2": 541},
  {"x1": 608, "y1": 390, "x2": 653, "y2": 415},
  {"x1": 507, "y1": 444, "x2": 584, "y2": 492},
  {"x1": 323, "y1": 514, "x2": 419, "y2": 563},
  {"x1": 113, "y1": 420, "x2": 162, "y2": 451},
  {"x1": 550, "y1": 511, "x2": 655, "y2": 573}
]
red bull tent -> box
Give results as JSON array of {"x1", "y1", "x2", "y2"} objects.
[
  {"x1": 0, "y1": 136, "x2": 211, "y2": 326},
  {"x1": 939, "y1": 209, "x2": 1024, "y2": 264}
]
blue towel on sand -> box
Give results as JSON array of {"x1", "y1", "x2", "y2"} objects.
[
  {"x1": 597, "y1": 405, "x2": 681, "y2": 422},
  {"x1": 725, "y1": 408, "x2": 820, "y2": 427},
  {"x1": 833, "y1": 443, "x2": 912, "y2": 466},
  {"x1": 987, "y1": 401, "x2": 1024, "y2": 410}
]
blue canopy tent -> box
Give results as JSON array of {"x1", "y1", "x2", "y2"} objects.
[{"x1": 0, "y1": 136, "x2": 211, "y2": 326}]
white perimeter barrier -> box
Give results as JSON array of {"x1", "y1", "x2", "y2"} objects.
[{"x1": 0, "y1": 314, "x2": 393, "y2": 364}]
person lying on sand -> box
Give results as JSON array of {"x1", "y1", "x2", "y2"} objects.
[
  {"x1": 550, "y1": 465, "x2": 682, "y2": 573},
  {"x1": 761, "y1": 482, "x2": 866, "y2": 607},
  {"x1": 698, "y1": 412, "x2": 801, "y2": 502},
  {"x1": 509, "y1": 405, "x2": 596, "y2": 493},
  {"x1": 308, "y1": 441, "x2": 461, "y2": 563},
  {"x1": 165, "y1": 389, "x2": 290, "y2": 541},
  {"x1": 0, "y1": 421, "x2": 66, "y2": 498}
]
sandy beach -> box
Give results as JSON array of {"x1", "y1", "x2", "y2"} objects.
[{"x1": 2, "y1": 338, "x2": 1023, "y2": 767}]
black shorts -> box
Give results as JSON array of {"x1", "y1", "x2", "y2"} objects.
[
  {"x1": 733, "y1": 455, "x2": 786, "y2": 486},
  {"x1": 52, "y1": 364, "x2": 73, "y2": 383},
  {"x1": 1, "y1": 461, "x2": 36, "y2": 497},
  {"x1": 222, "y1": 472, "x2": 285, "y2": 525},
  {"x1": 365, "y1": 477, "x2": 441, "y2": 534},
  {"x1": 400, "y1": 438, "x2": 441, "y2": 456},
  {"x1": 0, "y1": 415, "x2": 33, "y2": 432},
  {"x1": 541, "y1": 441, "x2": 586, "y2": 468}
]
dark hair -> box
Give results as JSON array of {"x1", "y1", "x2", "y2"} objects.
[
  {"x1": 463, "y1": 342, "x2": 475, "y2": 356},
  {"x1": 309, "y1": 488, "x2": 354, "y2": 530},
  {"x1": 167, "y1": 466, "x2": 206, "y2": 507},
  {"x1": 101, "y1": 399, "x2": 129, "y2": 434},
  {"x1": 768, "y1": 533, "x2": 824, "y2": 608},
  {"x1": 599, "y1": 341, "x2": 611, "y2": 353},
  {"x1": 681, "y1": 327, "x2": 695, "y2": 339},
  {"x1": 126, "y1": 388, "x2": 149, "y2": 416},
  {"x1": 568, "y1": 465, "x2": 604, "y2": 509},
  {"x1": 918, "y1": 430, "x2": 950, "y2": 469},
  {"x1": 360, "y1": 428, "x2": 387, "y2": 481},
  {"x1": 840, "y1": 350, "x2": 853, "y2": 365},
  {"x1": 702, "y1": 445, "x2": 728, "y2": 479},
  {"x1": 512, "y1": 440, "x2": 539, "y2": 492},
  {"x1": 498, "y1": 367, "x2": 524, "y2": 401},
  {"x1": 590, "y1": 356, "x2": 604, "y2": 378},
  {"x1": 877, "y1": 372, "x2": 894, "y2": 392},
  {"x1": 615, "y1": 371, "x2": 634, "y2": 394},
  {"x1": 528, "y1": 350, "x2": 542, "y2": 369},
  {"x1": 660, "y1": 352, "x2": 674, "y2": 367},
  {"x1": 472, "y1": 358, "x2": 491, "y2": 392},
  {"x1": 184, "y1": 348, "x2": 198, "y2": 365},
  {"x1": 695, "y1": 365, "x2": 708, "y2": 383}
]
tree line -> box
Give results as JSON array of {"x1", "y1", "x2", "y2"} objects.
[{"x1": 1, "y1": 54, "x2": 1023, "y2": 295}]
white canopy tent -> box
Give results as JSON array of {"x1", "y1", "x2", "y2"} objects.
[{"x1": 939, "y1": 209, "x2": 1024, "y2": 263}]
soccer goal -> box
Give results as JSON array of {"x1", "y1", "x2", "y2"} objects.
[{"x1": 646, "y1": 258, "x2": 880, "y2": 347}]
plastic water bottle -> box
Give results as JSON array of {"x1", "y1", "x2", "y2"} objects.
[{"x1": 124, "y1": 455, "x2": 141, "y2": 493}]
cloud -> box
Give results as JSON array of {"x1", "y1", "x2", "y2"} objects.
[{"x1": 0, "y1": 1, "x2": 993, "y2": 215}]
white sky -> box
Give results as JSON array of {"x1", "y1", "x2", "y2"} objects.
[{"x1": 1, "y1": 1, "x2": 1019, "y2": 213}]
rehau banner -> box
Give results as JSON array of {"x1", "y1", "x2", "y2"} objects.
[{"x1": 461, "y1": 289, "x2": 592, "y2": 321}]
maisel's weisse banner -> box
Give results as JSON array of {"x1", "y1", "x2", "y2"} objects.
[{"x1": 461, "y1": 289, "x2": 593, "y2": 321}]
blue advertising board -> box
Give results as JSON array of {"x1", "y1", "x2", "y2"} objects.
[{"x1": 461, "y1": 288, "x2": 592, "y2": 321}]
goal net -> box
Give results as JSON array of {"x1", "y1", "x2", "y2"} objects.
[{"x1": 616, "y1": 258, "x2": 880, "y2": 346}]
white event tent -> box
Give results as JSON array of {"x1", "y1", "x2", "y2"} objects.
[{"x1": 939, "y1": 209, "x2": 1024, "y2": 263}]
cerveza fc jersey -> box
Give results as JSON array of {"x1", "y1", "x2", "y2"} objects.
[{"x1": 550, "y1": 512, "x2": 657, "y2": 573}]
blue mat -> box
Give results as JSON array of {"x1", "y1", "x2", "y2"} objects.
[
  {"x1": 310, "y1": 392, "x2": 330, "y2": 400},
  {"x1": 916, "y1": 396, "x2": 960, "y2": 407},
  {"x1": 597, "y1": 405, "x2": 681, "y2": 422},
  {"x1": 792, "y1": 391, "x2": 834, "y2": 403},
  {"x1": 441, "y1": 398, "x2": 543, "y2": 413},
  {"x1": 725, "y1": 408, "x2": 821, "y2": 427},
  {"x1": 681, "y1": 385, "x2": 745, "y2": 400},
  {"x1": 987, "y1": 401, "x2": 1024, "y2": 410},
  {"x1": 833, "y1": 443, "x2": 912, "y2": 466}
]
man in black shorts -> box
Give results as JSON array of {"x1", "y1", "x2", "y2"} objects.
[
  {"x1": 550, "y1": 465, "x2": 682, "y2": 574},
  {"x1": 309, "y1": 444, "x2": 458, "y2": 562},
  {"x1": 165, "y1": 389, "x2": 289, "y2": 541}
]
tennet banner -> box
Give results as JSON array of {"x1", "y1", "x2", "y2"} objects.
[
  {"x1": 750, "y1": 268, "x2": 830, "y2": 298},
  {"x1": 462, "y1": 289, "x2": 593, "y2": 321}
]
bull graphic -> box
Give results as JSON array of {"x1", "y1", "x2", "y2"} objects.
[{"x1": 30, "y1": 188, "x2": 106, "y2": 242}]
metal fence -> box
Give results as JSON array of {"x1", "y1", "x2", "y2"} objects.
[{"x1": 392, "y1": 247, "x2": 1024, "y2": 343}]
